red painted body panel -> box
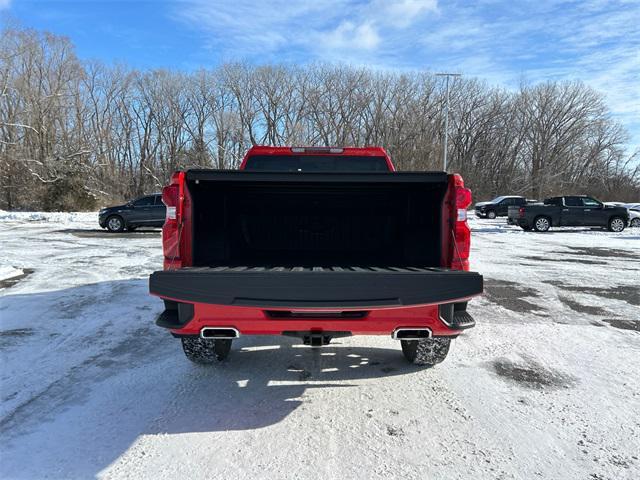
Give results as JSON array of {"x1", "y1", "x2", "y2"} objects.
[{"x1": 158, "y1": 146, "x2": 474, "y2": 336}]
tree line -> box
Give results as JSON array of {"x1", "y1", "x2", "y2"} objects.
[{"x1": 1, "y1": 25, "x2": 638, "y2": 211}]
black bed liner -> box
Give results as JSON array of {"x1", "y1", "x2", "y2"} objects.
[{"x1": 149, "y1": 266, "x2": 483, "y2": 309}]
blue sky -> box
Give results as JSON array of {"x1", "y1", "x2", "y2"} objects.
[{"x1": 2, "y1": 0, "x2": 639, "y2": 151}]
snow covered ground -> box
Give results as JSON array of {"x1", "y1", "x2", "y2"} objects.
[{"x1": 1, "y1": 212, "x2": 639, "y2": 480}]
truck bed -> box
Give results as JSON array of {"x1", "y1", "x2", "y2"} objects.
[
  {"x1": 149, "y1": 265, "x2": 483, "y2": 309},
  {"x1": 185, "y1": 170, "x2": 450, "y2": 268}
]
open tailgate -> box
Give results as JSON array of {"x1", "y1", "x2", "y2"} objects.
[{"x1": 149, "y1": 266, "x2": 483, "y2": 309}]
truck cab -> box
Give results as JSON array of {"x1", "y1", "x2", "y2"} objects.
[{"x1": 149, "y1": 146, "x2": 483, "y2": 366}]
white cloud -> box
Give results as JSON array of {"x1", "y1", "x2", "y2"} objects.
[
  {"x1": 322, "y1": 21, "x2": 380, "y2": 50},
  {"x1": 174, "y1": 0, "x2": 438, "y2": 60},
  {"x1": 171, "y1": 0, "x2": 639, "y2": 150},
  {"x1": 381, "y1": 0, "x2": 438, "y2": 27},
  {"x1": 173, "y1": 0, "x2": 349, "y2": 56},
  {"x1": 0, "y1": 0, "x2": 11, "y2": 11}
]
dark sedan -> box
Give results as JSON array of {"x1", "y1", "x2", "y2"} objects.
[{"x1": 98, "y1": 193, "x2": 165, "y2": 232}]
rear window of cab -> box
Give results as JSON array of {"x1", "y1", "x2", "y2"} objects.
[{"x1": 244, "y1": 155, "x2": 389, "y2": 172}]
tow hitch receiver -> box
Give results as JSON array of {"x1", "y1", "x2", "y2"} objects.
[
  {"x1": 282, "y1": 331, "x2": 352, "y2": 347},
  {"x1": 304, "y1": 334, "x2": 332, "y2": 347}
]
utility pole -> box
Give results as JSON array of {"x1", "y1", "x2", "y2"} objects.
[{"x1": 435, "y1": 73, "x2": 461, "y2": 171}]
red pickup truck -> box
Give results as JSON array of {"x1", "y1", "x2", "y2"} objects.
[{"x1": 149, "y1": 146, "x2": 483, "y2": 366}]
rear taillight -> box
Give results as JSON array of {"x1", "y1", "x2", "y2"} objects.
[
  {"x1": 163, "y1": 184, "x2": 179, "y2": 221},
  {"x1": 452, "y1": 174, "x2": 472, "y2": 271},
  {"x1": 519, "y1": 207, "x2": 525, "y2": 217},
  {"x1": 162, "y1": 173, "x2": 184, "y2": 269},
  {"x1": 456, "y1": 184, "x2": 472, "y2": 221}
]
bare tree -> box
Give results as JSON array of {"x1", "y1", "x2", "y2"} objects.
[{"x1": 1, "y1": 26, "x2": 638, "y2": 210}]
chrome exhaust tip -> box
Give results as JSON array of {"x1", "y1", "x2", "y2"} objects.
[
  {"x1": 200, "y1": 327, "x2": 240, "y2": 339},
  {"x1": 391, "y1": 328, "x2": 432, "y2": 340}
]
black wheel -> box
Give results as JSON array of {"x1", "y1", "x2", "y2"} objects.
[
  {"x1": 533, "y1": 216, "x2": 551, "y2": 232},
  {"x1": 106, "y1": 215, "x2": 125, "y2": 232},
  {"x1": 520, "y1": 225, "x2": 532, "y2": 231},
  {"x1": 608, "y1": 216, "x2": 625, "y2": 232},
  {"x1": 181, "y1": 337, "x2": 232, "y2": 364},
  {"x1": 401, "y1": 337, "x2": 451, "y2": 366},
  {"x1": 631, "y1": 218, "x2": 640, "y2": 228},
  {"x1": 486, "y1": 210, "x2": 497, "y2": 219}
]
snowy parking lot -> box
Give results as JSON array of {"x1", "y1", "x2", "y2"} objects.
[{"x1": 1, "y1": 212, "x2": 639, "y2": 480}]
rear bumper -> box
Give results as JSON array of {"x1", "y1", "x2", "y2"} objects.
[
  {"x1": 155, "y1": 301, "x2": 476, "y2": 337},
  {"x1": 149, "y1": 266, "x2": 482, "y2": 336}
]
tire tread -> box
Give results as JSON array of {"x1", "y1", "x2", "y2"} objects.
[
  {"x1": 401, "y1": 337, "x2": 451, "y2": 366},
  {"x1": 181, "y1": 337, "x2": 231, "y2": 364}
]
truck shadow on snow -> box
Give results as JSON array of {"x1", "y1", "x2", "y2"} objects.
[
  {"x1": 1, "y1": 279, "x2": 427, "y2": 478},
  {"x1": 150, "y1": 335, "x2": 424, "y2": 435}
]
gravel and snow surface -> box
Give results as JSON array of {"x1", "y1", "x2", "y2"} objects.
[{"x1": 1, "y1": 211, "x2": 639, "y2": 480}]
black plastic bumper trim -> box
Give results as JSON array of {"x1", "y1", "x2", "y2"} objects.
[
  {"x1": 439, "y1": 303, "x2": 476, "y2": 330},
  {"x1": 452, "y1": 310, "x2": 476, "y2": 329},
  {"x1": 266, "y1": 310, "x2": 368, "y2": 319},
  {"x1": 155, "y1": 300, "x2": 195, "y2": 329}
]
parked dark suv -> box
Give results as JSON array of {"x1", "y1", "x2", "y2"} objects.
[
  {"x1": 474, "y1": 196, "x2": 528, "y2": 219},
  {"x1": 99, "y1": 194, "x2": 165, "y2": 232}
]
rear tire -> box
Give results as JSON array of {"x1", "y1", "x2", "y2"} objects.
[
  {"x1": 487, "y1": 210, "x2": 497, "y2": 219},
  {"x1": 631, "y1": 218, "x2": 640, "y2": 228},
  {"x1": 608, "y1": 216, "x2": 626, "y2": 232},
  {"x1": 106, "y1": 215, "x2": 125, "y2": 232},
  {"x1": 533, "y1": 216, "x2": 551, "y2": 232},
  {"x1": 181, "y1": 337, "x2": 232, "y2": 364},
  {"x1": 401, "y1": 337, "x2": 451, "y2": 366}
]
